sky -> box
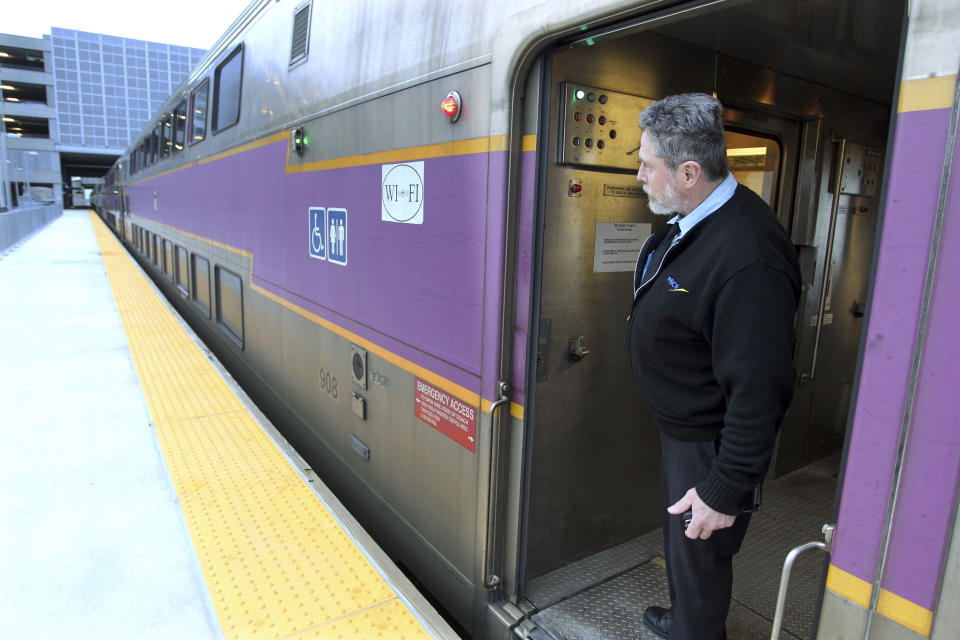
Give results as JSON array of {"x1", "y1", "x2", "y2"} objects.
[{"x1": 5, "y1": 0, "x2": 256, "y2": 50}]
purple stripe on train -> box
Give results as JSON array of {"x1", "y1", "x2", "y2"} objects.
[
  {"x1": 879, "y1": 116, "x2": 960, "y2": 610},
  {"x1": 831, "y1": 106, "x2": 960, "y2": 610},
  {"x1": 127, "y1": 141, "x2": 534, "y2": 406}
]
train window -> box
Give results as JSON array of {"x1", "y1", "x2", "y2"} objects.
[
  {"x1": 189, "y1": 79, "x2": 209, "y2": 145},
  {"x1": 726, "y1": 130, "x2": 782, "y2": 210},
  {"x1": 213, "y1": 44, "x2": 243, "y2": 133},
  {"x1": 152, "y1": 234, "x2": 159, "y2": 265},
  {"x1": 175, "y1": 245, "x2": 189, "y2": 295},
  {"x1": 289, "y1": 2, "x2": 312, "y2": 68},
  {"x1": 160, "y1": 115, "x2": 173, "y2": 159},
  {"x1": 172, "y1": 100, "x2": 187, "y2": 153},
  {"x1": 151, "y1": 125, "x2": 160, "y2": 164},
  {"x1": 192, "y1": 254, "x2": 211, "y2": 318},
  {"x1": 215, "y1": 265, "x2": 244, "y2": 347},
  {"x1": 163, "y1": 239, "x2": 174, "y2": 279}
]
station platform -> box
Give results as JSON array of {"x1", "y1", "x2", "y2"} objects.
[{"x1": 0, "y1": 210, "x2": 458, "y2": 640}]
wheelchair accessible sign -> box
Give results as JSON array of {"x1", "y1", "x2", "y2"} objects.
[{"x1": 309, "y1": 207, "x2": 347, "y2": 266}]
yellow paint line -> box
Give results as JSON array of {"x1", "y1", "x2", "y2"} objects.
[
  {"x1": 826, "y1": 564, "x2": 872, "y2": 608},
  {"x1": 89, "y1": 212, "x2": 431, "y2": 640},
  {"x1": 826, "y1": 564, "x2": 933, "y2": 636},
  {"x1": 877, "y1": 588, "x2": 933, "y2": 637},
  {"x1": 898, "y1": 74, "x2": 957, "y2": 113}
]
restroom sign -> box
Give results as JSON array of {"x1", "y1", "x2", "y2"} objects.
[
  {"x1": 307, "y1": 207, "x2": 347, "y2": 266},
  {"x1": 382, "y1": 161, "x2": 424, "y2": 224},
  {"x1": 327, "y1": 208, "x2": 347, "y2": 265}
]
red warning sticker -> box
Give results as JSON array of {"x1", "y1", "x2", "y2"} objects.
[{"x1": 414, "y1": 378, "x2": 477, "y2": 452}]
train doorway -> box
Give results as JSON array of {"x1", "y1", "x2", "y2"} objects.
[{"x1": 516, "y1": 0, "x2": 905, "y2": 637}]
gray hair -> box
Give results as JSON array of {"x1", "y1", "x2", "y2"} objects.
[{"x1": 637, "y1": 93, "x2": 729, "y2": 181}]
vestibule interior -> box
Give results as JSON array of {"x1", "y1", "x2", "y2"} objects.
[{"x1": 522, "y1": 0, "x2": 904, "y2": 592}]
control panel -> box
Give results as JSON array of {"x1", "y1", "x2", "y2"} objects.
[
  {"x1": 558, "y1": 83, "x2": 654, "y2": 172},
  {"x1": 838, "y1": 143, "x2": 882, "y2": 197}
]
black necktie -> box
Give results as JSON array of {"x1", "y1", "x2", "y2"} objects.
[{"x1": 642, "y1": 222, "x2": 680, "y2": 281}]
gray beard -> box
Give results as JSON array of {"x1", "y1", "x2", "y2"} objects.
[{"x1": 644, "y1": 184, "x2": 685, "y2": 216}]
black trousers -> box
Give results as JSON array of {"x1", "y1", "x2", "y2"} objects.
[{"x1": 659, "y1": 433, "x2": 752, "y2": 640}]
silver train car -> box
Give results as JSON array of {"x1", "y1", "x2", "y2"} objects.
[{"x1": 95, "y1": 0, "x2": 960, "y2": 638}]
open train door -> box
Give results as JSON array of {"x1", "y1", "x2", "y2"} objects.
[{"x1": 498, "y1": 0, "x2": 906, "y2": 637}]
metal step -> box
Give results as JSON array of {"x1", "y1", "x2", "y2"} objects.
[{"x1": 524, "y1": 456, "x2": 839, "y2": 640}]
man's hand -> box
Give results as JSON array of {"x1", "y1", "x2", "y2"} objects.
[{"x1": 667, "y1": 488, "x2": 736, "y2": 540}]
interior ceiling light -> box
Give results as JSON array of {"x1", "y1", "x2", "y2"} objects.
[{"x1": 727, "y1": 147, "x2": 768, "y2": 157}]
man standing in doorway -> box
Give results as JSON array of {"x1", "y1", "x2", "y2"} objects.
[{"x1": 627, "y1": 94, "x2": 801, "y2": 639}]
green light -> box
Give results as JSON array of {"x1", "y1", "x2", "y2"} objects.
[
  {"x1": 302, "y1": 136, "x2": 309, "y2": 146},
  {"x1": 575, "y1": 90, "x2": 586, "y2": 100}
]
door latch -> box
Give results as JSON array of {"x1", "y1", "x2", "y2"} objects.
[{"x1": 568, "y1": 336, "x2": 590, "y2": 361}]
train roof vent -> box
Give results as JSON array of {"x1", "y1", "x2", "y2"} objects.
[{"x1": 289, "y1": 2, "x2": 311, "y2": 68}]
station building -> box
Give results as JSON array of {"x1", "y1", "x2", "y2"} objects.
[{"x1": 0, "y1": 29, "x2": 204, "y2": 210}]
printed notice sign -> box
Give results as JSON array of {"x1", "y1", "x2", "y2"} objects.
[
  {"x1": 603, "y1": 184, "x2": 646, "y2": 198},
  {"x1": 415, "y1": 378, "x2": 477, "y2": 452},
  {"x1": 594, "y1": 222, "x2": 650, "y2": 272}
]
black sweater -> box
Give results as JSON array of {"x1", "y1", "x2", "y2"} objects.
[{"x1": 627, "y1": 185, "x2": 801, "y2": 515}]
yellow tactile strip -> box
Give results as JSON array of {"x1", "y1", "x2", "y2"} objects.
[{"x1": 89, "y1": 213, "x2": 432, "y2": 640}]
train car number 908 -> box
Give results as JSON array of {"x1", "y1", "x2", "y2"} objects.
[{"x1": 319, "y1": 367, "x2": 339, "y2": 400}]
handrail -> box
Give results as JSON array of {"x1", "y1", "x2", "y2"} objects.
[
  {"x1": 483, "y1": 380, "x2": 511, "y2": 589},
  {"x1": 770, "y1": 524, "x2": 834, "y2": 640},
  {"x1": 800, "y1": 137, "x2": 846, "y2": 384}
]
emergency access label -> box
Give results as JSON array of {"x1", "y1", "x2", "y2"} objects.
[{"x1": 414, "y1": 378, "x2": 477, "y2": 452}]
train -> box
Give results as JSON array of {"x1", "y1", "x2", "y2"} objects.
[{"x1": 92, "y1": 0, "x2": 960, "y2": 638}]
